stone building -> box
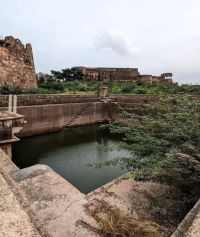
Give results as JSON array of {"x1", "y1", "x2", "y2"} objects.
[
  {"x1": 79, "y1": 67, "x2": 140, "y2": 82},
  {"x1": 141, "y1": 73, "x2": 173, "y2": 84},
  {"x1": 78, "y1": 67, "x2": 173, "y2": 84},
  {"x1": 0, "y1": 36, "x2": 37, "y2": 89}
]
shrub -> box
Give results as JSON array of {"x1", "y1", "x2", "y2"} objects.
[
  {"x1": 135, "y1": 88, "x2": 147, "y2": 94},
  {"x1": 39, "y1": 81, "x2": 65, "y2": 92},
  {"x1": 0, "y1": 84, "x2": 23, "y2": 95},
  {"x1": 11, "y1": 85, "x2": 23, "y2": 94},
  {"x1": 121, "y1": 83, "x2": 136, "y2": 93},
  {"x1": 24, "y1": 88, "x2": 50, "y2": 94},
  {"x1": 78, "y1": 83, "x2": 88, "y2": 91}
]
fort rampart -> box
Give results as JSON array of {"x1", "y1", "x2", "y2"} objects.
[{"x1": 0, "y1": 36, "x2": 37, "y2": 88}]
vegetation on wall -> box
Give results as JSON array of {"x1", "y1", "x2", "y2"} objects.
[{"x1": 90, "y1": 95, "x2": 200, "y2": 213}]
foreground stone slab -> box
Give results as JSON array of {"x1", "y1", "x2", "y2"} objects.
[
  {"x1": 14, "y1": 165, "x2": 98, "y2": 237},
  {"x1": 0, "y1": 172, "x2": 41, "y2": 237},
  {"x1": 0, "y1": 149, "x2": 53, "y2": 237}
]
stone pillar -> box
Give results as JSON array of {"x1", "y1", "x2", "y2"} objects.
[
  {"x1": 103, "y1": 87, "x2": 108, "y2": 97},
  {"x1": 13, "y1": 95, "x2": 17, "y2": 114},
  {"x1": 0, "y1": 143, "x2": 12, "y2": 158},
  {"x1": 8, "y1": 95, "x2": 12, "y2": 112},
  {"x1": 98, "y1": 86, "x2": 102, "y2": 99}
]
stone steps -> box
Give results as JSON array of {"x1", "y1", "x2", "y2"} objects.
[{"x1": 66, "y1": 102, "x2": 95, "y2": 127}]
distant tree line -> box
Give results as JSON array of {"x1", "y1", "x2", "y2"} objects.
[
  {"x1": 37, "y1": 67, "x2": 84, "y2": 83},
  {"x1": 1, "y1": 67, "x2": 200, "y2": 95}
]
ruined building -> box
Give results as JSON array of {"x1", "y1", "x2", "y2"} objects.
[
  {"x1": 78, "y1": 67, "x2": 173, "y2": 84},
  {"x1": 0, "y1": 36, "x2": 37, "y2": 88}
]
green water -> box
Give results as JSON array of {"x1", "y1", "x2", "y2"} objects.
[{"x1": 12, "y1": 125, "x2": 130, "y2": 194}]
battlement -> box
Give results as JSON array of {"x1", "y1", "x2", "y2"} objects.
[{"x1": 0, "y1": 36, "x2": 37, "y2": 89}]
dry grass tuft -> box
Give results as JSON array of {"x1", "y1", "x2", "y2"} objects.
[{"x1": 88, "y1": 200, "x2": 163, "y2": 237}]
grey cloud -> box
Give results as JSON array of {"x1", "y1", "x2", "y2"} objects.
[{"x1": 93, "y1": 31, "x2": 140, "y2": 58}]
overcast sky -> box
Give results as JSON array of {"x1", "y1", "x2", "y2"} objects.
[{"x1": 1, "y1": 0, "x2": 200, "y2": 84}]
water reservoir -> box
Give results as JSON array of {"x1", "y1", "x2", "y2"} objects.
[{"x1": 12, "y1": 125, "x2": 129, "y2": 194}]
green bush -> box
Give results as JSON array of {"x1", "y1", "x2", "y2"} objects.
[
  {"x1": 110, "y1": 86, "x2": 122, "y2": 94},
  {"x1": 0, "y1": 84, "x2": 23, "y2": 95},
  {"x1": 121, "y1": 83, "x2": 136, "y2": 93},
  {"x1": 96, "y1": 95, "x2": 200, "y2": 212},
  {"x1": 78, "y1": 83, "x2": 88, "y2": 91},
  {"x1": 87, "y1": 81, "x2": 100, "y2": 91},
  {"x1": 39, "y1": 81, "x2": 65, "y2": 92},
  {"x1": 0, "y1": 84, "x2": 11, "y2": 94},
  {"x1": 24, "y1": 88, "x2": 50, "y2": 94},
  {"x1": 135, "y1": 88, "x2": 147, "y2": 94},
  {"x1": 11, "y1": 85, "x2": 23, "y2": 94}
]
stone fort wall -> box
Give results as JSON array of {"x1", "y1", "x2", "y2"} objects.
[{"x1": 0, "y1": 36, "x2": 37, "y2": 89}]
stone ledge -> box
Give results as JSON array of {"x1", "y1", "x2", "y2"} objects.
[
  {"x1": 12, "y1": 164, "x2": 52, "y2": 182},
  {"x1": 0, "y1": 136, "x2": 20, "y2": 144},
  {"x1": 171, "y1": 199, "x2": 200, "y2": 237}
]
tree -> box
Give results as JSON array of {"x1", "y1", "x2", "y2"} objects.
[
  {"x1": 37, "y1": 72, "x2": 56, "y2": 84},
  {"x1": 94, "y1": 95, "x2": 200, "y2": 208},
  {"x1": 70, "y1": 67, "x2": 84, "y2": 80},
  {"x1": 51, "y1": 67, "x2": 84, "y2": 82}
]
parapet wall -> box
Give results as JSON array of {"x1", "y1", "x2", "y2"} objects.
[
  {"x1": 0, "y1": 36, "x2": 37, "y2": 88},
  {"x1": 0, "y1": 94, "x2": 98, "y2": 107},
  {"x1": 109, "y1": 94, "x2": 158, "y2": 103}
]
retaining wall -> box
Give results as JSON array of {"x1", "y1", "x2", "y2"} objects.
[
  {"x1": 17, "y1": 102, "x2": 105, "y2": 137},
  {"x1": 0, "y1": 94, "x2": 164, "y2": 137}
]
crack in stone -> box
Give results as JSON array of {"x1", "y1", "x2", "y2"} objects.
[{"x1": 44, "y1": 197, "x2": 85, "y2": 221}]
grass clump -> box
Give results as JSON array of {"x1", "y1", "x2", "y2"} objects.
[{"x1": 83, "y1": 199, "x2": 163, "y2": 237}]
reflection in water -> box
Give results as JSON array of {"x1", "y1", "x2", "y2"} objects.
[{"x1": 12, "y1": 125, "x2": 130, "y2": 194}]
